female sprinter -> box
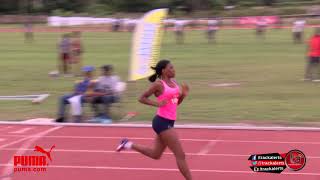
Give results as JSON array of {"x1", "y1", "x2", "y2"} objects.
[{"x1": 116, "y1": 60, "x2": 192, "y2": 180}]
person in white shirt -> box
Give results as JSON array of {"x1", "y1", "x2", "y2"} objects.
[
  {"x1": 256, "y1": 18, "x2": 268, "y2": 39},
  {"x1": 174, "y1": 20, "x2": 186, "y2": 44},
  {"x1": 126, "y1": 19, "x2": 137, "y2": 32},
  {"x1": 292, "y1": 19, "x2": 306, "y2": 44},
  {"x1": 24, "y1": 22, "x2": 33, "y2": 43},
  {"x1": 207, "y1": 19, "x2": 219, "y2": 43},
  {"x1": 90, "y1": 65, "x2": 121, "y2": 121}
]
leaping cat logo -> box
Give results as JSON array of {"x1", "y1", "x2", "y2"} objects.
[{"x1": 34, "y1": 145, "x2": 56, "y2": 161}]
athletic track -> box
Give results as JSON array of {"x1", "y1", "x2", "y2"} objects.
[{"x1": 0, "y1": 122, "x2": 319, "y2": 180}]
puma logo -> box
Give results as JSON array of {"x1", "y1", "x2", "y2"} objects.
[{"x1": 34, "y1": 145, "x2": 56, "y2": 161}]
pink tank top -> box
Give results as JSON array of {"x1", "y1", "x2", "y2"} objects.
[{"x1": 157, "y1": 80, "x2": 180, "y2": 120}]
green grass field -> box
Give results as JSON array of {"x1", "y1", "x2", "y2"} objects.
[{"x1": 1, "y1": 28, "x2": 320, "y2": 124}]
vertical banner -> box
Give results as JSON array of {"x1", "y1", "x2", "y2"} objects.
[{"x1": 128, "y1": 9, "x2": 168, "y2": 81}]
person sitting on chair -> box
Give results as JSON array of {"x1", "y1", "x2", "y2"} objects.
[
  {"x1": 90, "y1": 65, "x2": 121, "y2": 122},
  {"x1": 55, "y1": 66, "x2": 95, "y2": 123}
]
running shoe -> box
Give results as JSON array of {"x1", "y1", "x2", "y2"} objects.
[{"x1": 116, "y1": 138, "x2": 130, "y2": 152}]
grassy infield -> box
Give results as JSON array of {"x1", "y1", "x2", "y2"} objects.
[{"x1": 0, "y1": 27, "x2": 319, "y2": 124}]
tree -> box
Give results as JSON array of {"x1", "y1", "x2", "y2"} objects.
[
  {"x1": 0, "y1": 0, "x2": 20, "y2": 13},
  {"x1": 41, "y1": 0, "x2": 90, "y2": 13},
  {"x1": 114, "y1": 0, "x2": 154, "y2": 12},
  {"x1": 262, "y1": 0, "x2": 275, "y2": 6}
]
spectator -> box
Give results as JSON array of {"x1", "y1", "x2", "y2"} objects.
[
  {"x1": 126, "y1": 19, "x2": 137, "y2": 32},
  {"x1": 304, "y1": 28, "x2": 320, "y2": 81},
  {"x1": 55, "y1": 66, "x2": 95, "y2": 123},
  {"x1": 58, "y1": 34, "x2": 71, "y2": 75},
  {"x1": 24, "y1": 22, "x2": 33, "y2": 43},
  {"x1": 71, "y1": 31, "x2": 84, "y2": 76},
  {"x1": 275, "y1": 17, "x2": 283, "y2": 30},
  {"x1": 174, "y1": 20, "x2": 185, "y2": 44},
  {"x1": 292, "y1": 19, "x2": 306, "y2": 44},
  {"x1": 112, "y1": 19, "x2": 121, "y2": 32},
  {"x1": 256, "y1": 17, "x2": 267, "y2": 39},
  {"x1": 207, "y1": 18, "x2": 219, "y2": 43},
  {"x1": 90, "y1": 65, "x2": 121, "y2": 122}
]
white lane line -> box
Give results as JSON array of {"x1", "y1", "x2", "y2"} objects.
[
  {"x1": 1, "y1": 148, "x2": 320, "y2": 159},
  {"x1": 9, "y1": 127, "x2": 33, "y2": 134},
  {"x1": 0, "y1": 136, "x2": 35, "y2": 150},
  {"x1": 197, "y1": 141, "x2": 218, "y2": 155},
  {"x1": 0, "y1": 126, "x2": 62, "y2": 180},
  {"x1": 0, "y1": 164, "x2": 319, "y2": 176},
  {"x1": 1, "y1": 121, "x2": 320, "y2": 131},
  {"x1": 0, "y1": 135, "x2": 320, "y2": 145}
]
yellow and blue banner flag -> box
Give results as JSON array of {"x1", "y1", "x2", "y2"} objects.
[{"x1": 128, "y1": 8, "x2": 168, "y2": 81}]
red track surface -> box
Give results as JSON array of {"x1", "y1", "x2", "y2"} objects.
[{"x1": 0, "y1": 124, "x2": 319, "y2": 180}]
